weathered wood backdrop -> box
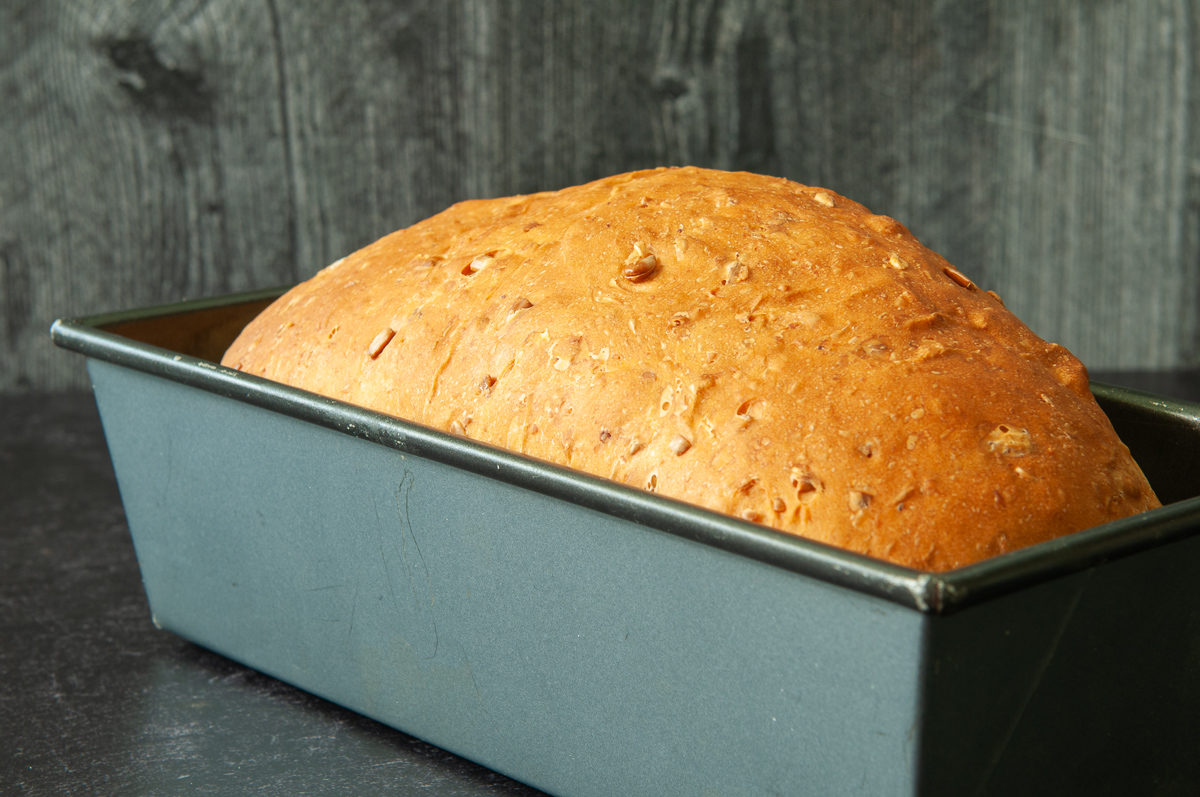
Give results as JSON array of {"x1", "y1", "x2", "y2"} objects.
[{"x1": 2, "y1": 0, "x2": 1198, "y2": 391}]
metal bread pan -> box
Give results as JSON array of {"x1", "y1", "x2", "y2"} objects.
[{"x1": 52, "y1": 290, "x2": 1200, "y2": 796}]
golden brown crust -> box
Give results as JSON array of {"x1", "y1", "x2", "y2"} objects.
[{"x1": 222, "y1": 167, "x2": 1159, "y2": 570}]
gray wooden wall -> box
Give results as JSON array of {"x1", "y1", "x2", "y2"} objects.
[{"x1": 3, "y1": 0, "x2": 1198, "y2": 392}]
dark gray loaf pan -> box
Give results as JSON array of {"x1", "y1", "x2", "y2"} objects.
[{"x1": 52, "y1": 289, "x2": 1200, "y2": 797}]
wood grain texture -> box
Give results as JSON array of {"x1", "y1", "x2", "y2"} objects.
[{"x1": 3, "y1": 0, "x2": 1198, "y2": 391}]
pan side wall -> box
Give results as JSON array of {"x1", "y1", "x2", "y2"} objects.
[
  {"x1": 89, "y1": 359, "x2": 926, "y2": 797},
  {"x1": 918, "y1": 536, "x2": 1200, "y2": 796}
]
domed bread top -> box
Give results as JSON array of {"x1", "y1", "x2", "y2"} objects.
[{"x1": 222, "y1": 167, "x2": 1159, "y2": 571}]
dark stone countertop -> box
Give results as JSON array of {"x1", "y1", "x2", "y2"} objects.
[
  {"x1": 2, "y1": 373, "x2": 1197, "y2": 794},
  {"x1": 0, "y1": 392, "x2": 544, "y2": 795}
]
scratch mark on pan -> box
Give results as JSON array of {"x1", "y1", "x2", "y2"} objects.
[
  {"x1": 346, "y1": 583, "x2": 359, "y2": 641},
  {"x1": 462, "y1": 648, "x2": 488, "y2": 714},
  {"x1": 372, "y1": 492, "x2": 407, "y2": 647},
  {"x1": 397, "y1": 470, "x2": 439, "y2": 660},
  {"x1": 973, "y1": 569, "x2": 1093, "y2": 796},
  {"x1": 159, "y1": 435, "x2": 175, "y2": 507}
]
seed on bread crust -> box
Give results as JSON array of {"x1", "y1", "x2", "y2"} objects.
[
  {"x1": 943, "y1": 265, "x2": 977, "y2": 290},
  {"x1": 669, "y1": 434, "x2": 692, "y2": 455},
  {"x1": 985, "y1": 425, "x2": 1033, "y2": 456},
  {"x1": 463, "y1": 253, "x2": 495, "y2": 275},
  {"x1": 723, "y1": 261, "x2": 749, "y2": 285},
  {"x1": 368, "y1": 328, "x2": 395, "y2": 359},
  {"x1": 623, "y1": 242, "x2": 658, "y2": 281},
  {"x1": 849, "y1": 490, "x2": 873, "y2": 511}
]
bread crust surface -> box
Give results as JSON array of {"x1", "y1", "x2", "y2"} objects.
[{"x1": 223, "y1": 167, "x2": 1159, "y2": 570}]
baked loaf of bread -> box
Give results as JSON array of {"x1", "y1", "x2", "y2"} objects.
[{"x1": 223, "y1": 167, "x2": 1158, "y2": 570}]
